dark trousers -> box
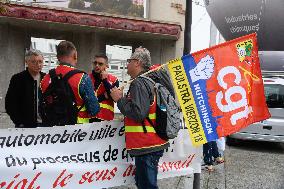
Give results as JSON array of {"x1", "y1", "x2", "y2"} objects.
[
  {"x1": 135, "y1": 150, "x2": 163, "y2": 189},
  {"x1": 203, "y1": 141, "x2": 220, "y2": 165}
]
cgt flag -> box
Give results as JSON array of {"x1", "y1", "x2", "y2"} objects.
[{"x1": 167, "y1": 33, "x2": 271, "y2": 146}]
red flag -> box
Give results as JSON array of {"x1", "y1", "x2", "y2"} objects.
[
  {"x1": 192, "y1": 33, "x2": 271, "y2": 137},
  {"x1": 168, "y1": 33, "x2": 271, "y2": 145}
]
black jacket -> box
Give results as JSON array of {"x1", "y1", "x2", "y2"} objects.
[{"x1": 5, "y1": 70, "x2": 45, "y2": 128}]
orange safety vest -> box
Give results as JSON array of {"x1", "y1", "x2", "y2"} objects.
[
  {"x1": 124, "y1": 95, "x2": 168, "y2": 152},
  {"x1": 41, "y1": 65, "x2": 90, "y2": 124},
  {"x1": 89, "y1": 73, "x2": 117, "y2": 121}
]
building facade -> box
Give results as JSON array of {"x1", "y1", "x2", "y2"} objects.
[{"x1": 0, "y1": 0, "x2": 188, "y2": 128}]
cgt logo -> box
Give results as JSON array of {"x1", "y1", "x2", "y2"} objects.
[{"x1": 216, "y1": 66, "x2": 252, "y2": 125}]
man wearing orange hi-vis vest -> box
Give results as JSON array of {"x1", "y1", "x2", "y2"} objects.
[
  {"x1": 110, "y1": 47, "x2": 170, "y2": 189},
  {"x1": 40, "y1": 41, "x2": 100, "y2": 126},
  {"x1": 89, "y1": 54, "x2": 119, "y2": 122}
]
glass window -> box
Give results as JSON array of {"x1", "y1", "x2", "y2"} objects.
[
  {"x1": 110, "y1": 65, "x2": 119, "y2": 70},
  {"x1": 264, "y1": 84, "x2": 284, "y2": 108}
]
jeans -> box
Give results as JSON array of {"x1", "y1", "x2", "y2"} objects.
[
  {"x1": 135, "y1": 150, "x2": 163, "y2": 189},
  {"x1": 203, "y1": 141, "x2": 220, "y2": 165}
]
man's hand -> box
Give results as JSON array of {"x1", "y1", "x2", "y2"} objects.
[
  {"x1": 110, "y1": 87, "x2": 124, "y2": 102},
  {"x1": 101, "y1": 71, "x2": 108, "y2": 80}
]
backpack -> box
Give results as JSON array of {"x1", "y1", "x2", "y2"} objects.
[
  {"x1": 41, "y1": 69, "x2": 85, "y2": 126},
  {"x1": 140, "y1": 73, "x2": 181, "y2": 140}
]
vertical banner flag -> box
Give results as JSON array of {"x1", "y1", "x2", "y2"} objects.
[{"x1": 168, "y1": 33, "x2": 271, "y2": 146}]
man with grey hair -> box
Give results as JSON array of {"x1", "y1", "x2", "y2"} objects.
[
  {"x1": 5, "y1": 49, "x2": 46, "y2": 128},
  {"x1": 110, "y1": 47, "x2": 171, "y2": 189}
]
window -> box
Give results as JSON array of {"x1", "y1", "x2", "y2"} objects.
[
  {"x1": 111, "y1": 65, "x2": 119, "y2": 70},
  {"x1": 264, "y1": 84, "x2": 284, "y2": 108},
  {"x1": 32, "y1": 42, "x2": 36, "y2": 49},
  {"x1": 49, "y1": 43, "x2": 55, "y2": 53}
]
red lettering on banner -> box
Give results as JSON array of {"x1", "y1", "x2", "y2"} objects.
[
  {"x1": 27, "y1": 172, "x2": 42, "y2": 189},
  {"x1": 0, "y1": 182, "x2": 5, "y2": 188},
  {"x1": 0, "y1": 172, "x2": 41, "y2": 189},
  {"x1": 6, "y1": 174, "x2": 20, "y2": 189},
  {"x1": 79, "y1": 172, "x2": 93, "y2": 184},
  {"x1": 122, "y1": 164, "x2": 136, "y2": 177},
  {"x1": 78, "y1": 167, "x2": 118, "y2": 185},
  {"x1": 53, "y1": 169, "x2": 73, "y2": 188},
  {"x1": 158, "y1": 154, "x2": 195, "y2": 172}
]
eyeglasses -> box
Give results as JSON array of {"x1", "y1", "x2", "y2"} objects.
[
  {"x1": 127, "y1": 59, "x2": 138, "y2": 63},
  {"x1": 30, "y1": 60, "x2": 43, "y2": 65},
  {"x1": 93, "y1": 61, "x2": 105, "y2": 66}
]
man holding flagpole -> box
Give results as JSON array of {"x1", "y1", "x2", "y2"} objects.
[{"x1": 110, "y1": 47, "x2": 170, "y2": 189}]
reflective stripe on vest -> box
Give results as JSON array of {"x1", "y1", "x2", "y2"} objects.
[
  {"x1": 77, "y1": 105, "x2": 90, "y2": 123},
  {"x1": 89, "y1": 73, "x2": 117, "y2": 120},
  {"x1": 79, "y1": 106, "x2": 87, "y2": 111},
  {"x1": 77, "y1": 117, "x2": 90, "y2": 123},
  {"x1": 148, "y1": 113, "x2": 156, "y2": 120},
  {"x1": 100, "y1": 103, "x2": 114, "y2": 111},
  {"x1": 124, "y1": 93, "x2": 167, "y2": 150},
  {"x1": 125, "y1": 126, "x2": 155, "y2": 133}
]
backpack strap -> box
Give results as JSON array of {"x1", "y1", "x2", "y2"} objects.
[
  {"x1": 64, "y1": 69, "x2": 86, "y2": 111},
  {"x1": 139, "y1": 75, "x2": 155, "y2": 102},
  {"x1": 139, "y1": 75, "x2": 155, "y2": 85},
  {"x1": 63, "y1": 69, "x2": 86, "y2": 82},
  {"x1": 141, "y1": 120, "x2": 148, "y2": 133},
  {"x1": 139, "y1": 75, "x2": 157, "y2": 130},
  {"x1": 49, "y1": 69, "x2": 58, "y2": 83},
  {"x1": 50, "y1": 69, "x2": 86, "y2": 111}
]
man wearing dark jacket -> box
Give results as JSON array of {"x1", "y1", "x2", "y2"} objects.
[
  {"x1": 5, "y1": 49, "x2": 45, "y2": 128},
  {"x1": 110, "y1": 47, "x2": 170, "y2": 189}
]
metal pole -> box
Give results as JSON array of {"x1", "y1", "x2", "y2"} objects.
[
  {"x1": 184, "y1": 1, "x2": 200, "y2": 189},
  {"x1": 183, "y1": 0, "x2": 192, "y2": 55}
]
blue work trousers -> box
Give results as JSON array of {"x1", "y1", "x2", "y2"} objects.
[{"x1": 134, "y1": 150, "x2": 163, "y2": 189}]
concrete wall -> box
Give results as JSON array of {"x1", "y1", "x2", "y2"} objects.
[
  {"x1": 139, "y1": 39, "x2": 176, "y2": 65},
  {"x1": 103, "y1": 33, "x2": 176, "y2": 65},
  {"x1": 72, "y1": 32, "x2": 105, "y2": 72},
  {"x1": 0, "y1": 4, "x2": 181, "y2": 128},
  {"x1": 0, "y1": 24, "x2": 28, "y2": 112},
  {"x1": 148, "y1": 0, "x2": 185, "y2": 58},
  {"x1": 0, "y1": 24, "x2": 108, "y2": 128},
  {"x1": 0, "y1": 24, "x2": 29, "y2": 128}
]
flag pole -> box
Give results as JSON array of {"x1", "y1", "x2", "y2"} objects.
[
  {"x1": 118, "y1": 63, "x2": 167, "y2": 90},
  {"x1": 184, "y1": 0, "x2": 200, "y2": 189}
]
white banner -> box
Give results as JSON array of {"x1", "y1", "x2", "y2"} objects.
[{"x1": 0, "y1": 121, "x2": 201, "y2": 189}]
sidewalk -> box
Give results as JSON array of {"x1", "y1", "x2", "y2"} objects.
[
  {"x1": 111, "y1": 174, "x2": 194, "y2": 189},
  {"x1": 201, "y1": 163, "x2": 225, "y2": 189},
  {"x1": 111, "y1": 160, "x2": 226, "y2": 189}
]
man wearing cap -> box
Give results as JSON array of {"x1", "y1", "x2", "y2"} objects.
[
  {"x1": 110, "y1": 47, "x2": 169, "y2": 189},
  {"x1": 5, "y1": 49, "x2": 45, "y2": 128},
  {"x1": 89, "y1": 54, "x2": 119, "y2": 122}
]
